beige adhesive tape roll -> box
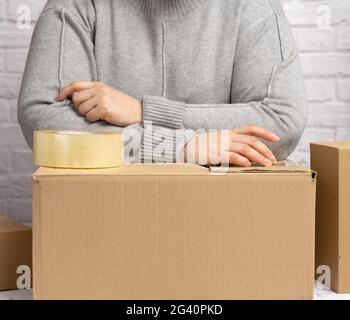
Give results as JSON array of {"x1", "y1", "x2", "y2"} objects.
[{"x1": 33, "y1": 130, "x2": 123, "y2": 169}]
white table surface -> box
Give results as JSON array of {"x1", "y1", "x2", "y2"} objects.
[{"x1": 1, "y1": 285, "x2": 350, "y2": 300}]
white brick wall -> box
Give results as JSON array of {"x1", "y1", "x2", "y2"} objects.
[
  {"x1": 0, "y1": 0, "x2": 349, "y2": 224},
  {"x1": 284, "y1": 0, "x2": 350, "y2": 164}
]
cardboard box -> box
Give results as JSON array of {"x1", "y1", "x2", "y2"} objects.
[
  {"x1": 311, "y1": 141, "x2": 350, "y2": 293},
  {"x1": 0, "y1": 216, "x2": 32, "y2": 290},
  {"x1": 32, "y1": 164, "x2": 316, "y2": 300}
]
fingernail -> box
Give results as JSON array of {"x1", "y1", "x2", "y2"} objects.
[
  {"x1": 54, "y1": 95, "x2": 59, "y2": 101},
  {"x1": 270, "y1": 156, "x2": 277, "y2": 164},
  {"x1": 264, "y1": 158, "x2": 272, "y2": 166},
  {"x1": 271, "y1": 134, "x2": 280, "y2": 141}
]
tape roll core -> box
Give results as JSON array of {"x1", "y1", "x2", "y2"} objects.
[{"x1": 33, "y1": 130, "x2": 123, "y2": 169}]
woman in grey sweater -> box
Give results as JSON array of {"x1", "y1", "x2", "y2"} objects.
[{"x1": 18, "y1": 0, "x2": 308, "y2": 166}]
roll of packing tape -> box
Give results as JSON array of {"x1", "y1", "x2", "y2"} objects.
[{"x1": 33, "y1": 130, "x2": 123, "y2": 169}]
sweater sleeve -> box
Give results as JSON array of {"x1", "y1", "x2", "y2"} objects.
[
  {"x1": 142, "y1": 1, "x2": 308, "y2": 160},
  {"x1": 17, "y1": 4, "x2": 126, "y2": 149}
]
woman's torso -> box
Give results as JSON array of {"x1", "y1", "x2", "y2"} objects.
[{"x1": 69, "y1": 0, "x2": 245, "y2": 104}]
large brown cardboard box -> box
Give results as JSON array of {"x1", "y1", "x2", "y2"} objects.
[
  {"x1": 32, "y1": 164, "x2": 316, "y2": 300},
  {"x1": 0, "y1": 216, "x2": 32, "y2": 290},
  {"x1": 311, "y1": 141, "x2": 350, "y2": 293}
]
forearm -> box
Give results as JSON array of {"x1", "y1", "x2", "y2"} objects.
[
  {"x1": 183, "y1": 101, "x2": 307, "y2": 160},
  {"x1": 143, "y1": 96, "x2": 307, "y2": 160},
  {"x1": 19, "y1": 94, "x2": 194, "y2": 165},
  {"x1": 18, "y1": 99, "x2": 123, "y2": 149}
]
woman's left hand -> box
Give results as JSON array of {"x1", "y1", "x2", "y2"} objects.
[{"x1": 55, "y1": 81, "x2": 142, "y2": 127}]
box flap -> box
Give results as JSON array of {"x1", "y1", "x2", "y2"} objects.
[
  {"x1": 33, "y1": 162, "x2": 314, "y2": 178},
  {"x1": 33, "y1": 164, "x2": 209, "y2": 177},
  {"x1": 311, "y1": 141, "x2": 350, "y2": 149},
  {"x1": 0, "y1": 216, "x2": 29, "y2": 233},
  {"x1": 210, "y1": 161, "x2": 314, "y2": 175}
]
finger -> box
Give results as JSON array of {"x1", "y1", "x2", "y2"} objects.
[
  {"x1": 227, "y1": 152, "x2": 252, "y2": 167},
  {"x1": 55, "y1": 81, "x2": 97, "y2": 101},
  {"x1": 86, "y1": 107, "x2": 101, "y2": 123},
  {"x1": 78, "y1": 96, "x2": 99, "y2": 116},
  {"x1": 232, "y1": 135, "x2": 277, "y2": 163},
  {"x1": 72, "y1": 89, "x2": 96, "y2": 107},
  {"x1": 235, "y1": 125, "x2": 280, "y2": 142},
  {"x1": 231, "y1": 143, "x2": 273, "y2": 167}
]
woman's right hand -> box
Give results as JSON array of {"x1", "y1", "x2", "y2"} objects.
[{"x1": 184, "y1": 125, "x2": 280, "y2": 167}]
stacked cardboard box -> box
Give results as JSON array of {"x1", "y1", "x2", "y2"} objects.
[
  {"x1": 32, "y1": 163, "x2": 316, "y2": 300},
  {"x1": 311, "y1": 141, "x2": 350, "y2": 293},
  {"x1": 0, "y1": 216, "x2": 32, "y2": 290}
]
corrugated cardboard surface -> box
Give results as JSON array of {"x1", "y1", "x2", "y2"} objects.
[
  {"x1": 0, "y1": 216, "x2": 32, "y2": 290},
  {"x1": 33, "y1": 164, "x2": 316, "y2": 300},
  {"x1": 311, "y1": 141, "x2": 350, "y2": 293}
]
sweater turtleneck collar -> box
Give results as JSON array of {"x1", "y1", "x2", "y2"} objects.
[{"x1": 128, "y1": 0, "x2": 208, "y2": 20}]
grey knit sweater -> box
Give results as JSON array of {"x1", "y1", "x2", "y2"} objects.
[{"x1": 18, "y1": 0, "x2": 308, "y2": 163}]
